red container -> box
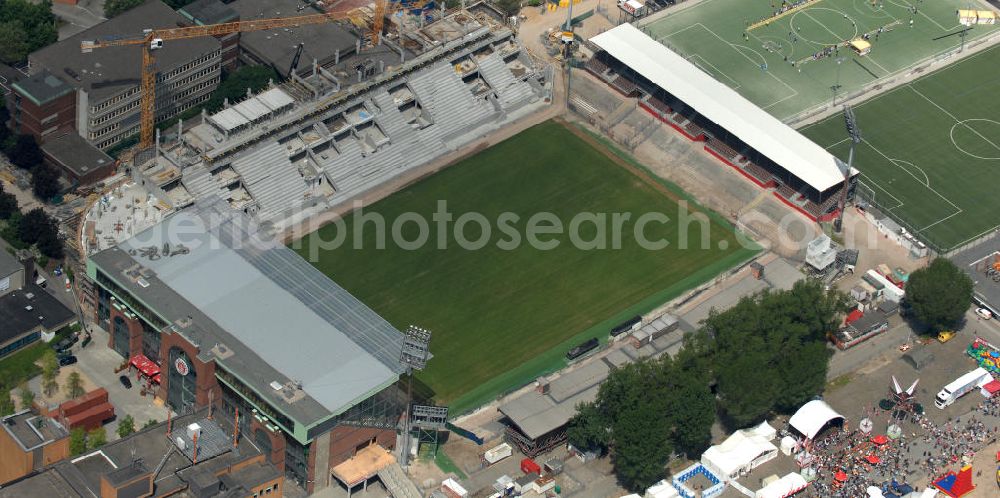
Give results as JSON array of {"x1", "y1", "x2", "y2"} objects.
[
  {"x1": 59, "y1": 388, "x2": 108, "y2": 418},
  {"x1": 520, "y1": 458, "x2": 541, "y2": 475},
  {"x1": 66, "y1": 403, "x2": 115, "y2": 431}
]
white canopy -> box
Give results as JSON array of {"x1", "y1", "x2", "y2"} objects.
[
  {"x1": 590, "y1": 24, "x2": 855, "y2": 192},
  {"x1": 645, "y1": 480, "x2": 679, "y2": 498},
  {"x1": 701, "y1": 431, "x2": 778, "y2": 479},
  {"x1": 755, "y1": 473, "x2": 808, "y2": 498},
  {"x1": 744, "y1": 420, "x2": 778, "y2": 440},
  {"x1": 867, "y1": 486, "x2": 885, "y2": 498},
  {"x1": 789, "y1": 400, "x2": 845, "y2": 440}
]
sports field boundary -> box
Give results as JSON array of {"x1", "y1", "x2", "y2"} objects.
[
  {"x1": 800, "y1": 44, "x2": 1000, "y2": 253},
  {"x1": 447, "y1": 122, "x2": 761, "y2": 416}
]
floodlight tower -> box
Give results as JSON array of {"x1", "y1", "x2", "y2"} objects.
[
  {"x1": 562, "y1": 0, "x2": 576, "y2": 108},
  {"x1": 398, "y1": 325, "x2": 432, "y2": 467},
  {"x1": 835, "y1": 105, "x2": 862, "y2": 233}
]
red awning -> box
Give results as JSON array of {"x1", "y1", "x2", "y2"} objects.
[
  {"x1": 982, "y1": 380, "x2": 1000, "y2": 395},
  {"x1": 846, "y1": 310, "x2": 864, "y2": 324},
  {"x1": 129, "y1": 354, "x2": 161, "y2": 378},
  {"x1": 152, "y1": 374, "x2": 161, "y2": 384},
  {"x1": 866, "y1": 454, "x2": 881, "y2": 464},
  {"x1": 872, "y1": 435, "x2": 888, "y2": 445},
  {"x1": 834, "y1": 471, "x2": 848, "y2": 482}
]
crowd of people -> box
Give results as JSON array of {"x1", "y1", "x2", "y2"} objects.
[{"x1": 801, "y1": 395, "x2": 1000, "y2": 497}]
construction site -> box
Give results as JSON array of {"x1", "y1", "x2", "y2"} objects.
[{"x1": 83, "y1": 2, "x2": 550, "y2": 244}]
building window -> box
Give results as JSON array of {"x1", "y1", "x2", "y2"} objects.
[
  {"x1": 167, "y1": 347, "x2": 197, "y2": 412},
  {"x1": 112, "y1": 316, "x2": 130, "y2": 358},
  {"x1": 255, "y1": 429, "x2": 273, "y2": 463},
  {"x1": 97, "y1": 286, "x2": 111, "y2": 326},
  {"x1": 0, "y1": 332, "x2": 41, "y2": 358},
  {"x1": 141, "y1": 321, "x2": 160, "y2": 363}
]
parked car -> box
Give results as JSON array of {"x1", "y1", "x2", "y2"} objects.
[
  {"x1": 58, "y1": 355, "x2": 77, "y2": 366},
  {"x1": 119, "y1": 375, "x2": 132, "y2": 389},
  {"x1": 52, "y1": 335, "x2": 78, "y2": 352},
  {"x1": 976, "y1": 308, "x2": 992, "y2": 320},
  {"x1": 937, "y1": 331, "x2": 956, "y2": 343}
]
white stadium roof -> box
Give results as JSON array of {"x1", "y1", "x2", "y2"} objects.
[{"x1": 591, "y1": 24, "x2": 855, "y2": 192}]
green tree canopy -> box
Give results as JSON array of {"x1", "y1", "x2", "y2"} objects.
[
  {"x1": 142, "y1": 419, "x2": 159, "y2": 430},
  {"x1": 66, "y1": 372, "x2": 85, "y2": 399},
  {"x1": 205, "y1": 66, "x2": 280, "y2": 114},
  {"x1": 88, "y1": 427, "x2": 107, "y2": 448},
  {"x1": 69, "y1": 428, "x2": 87, "y2": 455},
  {"x1": 905, "y1": 258, "x2": 974, "y2": 333},
  {"x1": 0, "y1": 0, "x2": 56, "y2": 64},
  {"x1": 17, "y1": 207, "x2": 52, "y2": 246},
  {"x1": 10, "y1": 135, "x2": 42, "y2": 170},
  {"x1": 117, "y1": 415, "x2": 136, "y2": 438},
  {"x1": 0, "y1": 183, "x2": 17, "y2": 220},
  {"x1": 17, "y1": 382, "x2": 34, "y2": 408},
  {"x1": 104, "y1": 0, "x2": 145, "y2": 18},
  {"x1": 31, "y1": 164, "x2": 61, "y2": 202}
]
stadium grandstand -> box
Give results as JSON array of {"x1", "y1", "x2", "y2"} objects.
[{"x1": 587, "y1": 24, "x2": 858, "y2": 222}]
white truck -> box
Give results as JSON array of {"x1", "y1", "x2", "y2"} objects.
[{"x1": 934, "y1": 367, "x2": 992, "y2": 409}]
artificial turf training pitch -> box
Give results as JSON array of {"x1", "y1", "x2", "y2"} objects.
[
  {"x1": 644, "y1": 0, "x2": 996, "y2": 119},
  {"x1": 801, "y1": 44, "x2": 1000, "y2": 252},
  {"x1": 295, "y1": 121, "x2": 756, "y2": 411}
]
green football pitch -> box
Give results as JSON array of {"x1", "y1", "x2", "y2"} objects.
[
  {"x1": 644, "y1": 0, "x2": 997, "y2": 119},
  {"x1": 294, "y1": 121, "x2": 756, "y2": 411},
  {"x1": 801, "y1": 45, "x2": 1000, "y2": 252}
]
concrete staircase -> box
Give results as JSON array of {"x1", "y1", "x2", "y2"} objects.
[{"x1": 376, "y1": 462, "x2": 422, "y2": 498}]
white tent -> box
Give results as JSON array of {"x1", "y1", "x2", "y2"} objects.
[
  {"x1": 788, "y1": 400, "x2": 845, "y2": 440},
  {"x1": 755, "y1": 473, "x2": 808, "y2": 498},
  {"x1": 779, "y1": 436, "x2": 796, "y2": 456},
  {"x1": 867, "y1": 486, "x2": 885, "y2": 498},
  {"x1": 744, "y1": 420, "x2": 778, "y2": 440},
  {"x1": 701, "y1": 431, "x2": 778, "y2": 480},
  {"x1": 902, "y1": 490, "x2": 938, "y2": 498},
  {"x1": 645, "y1": 480, "x2": 679, "y2": 498}
]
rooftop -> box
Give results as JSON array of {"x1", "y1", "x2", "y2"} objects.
[
  {"x1": 590, "y1": 24, "x2": 856, "y2": 193},
  {"x1": 1, "y1": 410, "x2": 69, "y2": 451},
  {"x1": 10, "y1": 69, "x2": 74, "y2": 106},
  {"x1": 0, "y1": 283, "x2": 76, "y2": 344},
  {"x1": 0, "y1": 248, "x2": 20, "y2": 278},
  {"x1": 178, "y1": 0, "x2": 239, "y2": 25},
  {"x1": 228, "y1": 0, "x2": 359, "y2": 72},
  {"x1": 499, "y1": 360, "x2": 610, "y2": 440},
  {"x1": 88, "y1": 197, "x2": 404, "y2": 428},
  {"x1": 30, "y1": 0, "x2": 222, "y2": 103},
  {"x1": 41, "y1": 133, "x2": 115, "y2": 179}
]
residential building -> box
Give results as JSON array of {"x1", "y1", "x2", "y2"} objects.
[
  {"x1": 0, "y1": 251, "x2": 76, "y2": 358},
  {"x1": 8, "y1": 69, "x2": 76, "y2": 142}
]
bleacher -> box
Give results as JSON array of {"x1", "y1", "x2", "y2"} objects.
[
  {"x1": 646, "y1": 96, "x2": 671, "y2": 115},
  {"x1": 585, "y1": 56, "x2": 610, "y2": 78},
  {"x1": 707, "y1": 139, "x2": 738, "y2": 160},
  {"x1": 610, "y1": 75, "x2": 639, "y2": 96},
  {"x1": 746, "y1": 162, "x2": 775, "y2": 185},
  {"x1": 684, "y1": 121, "x2": 704, "y2": 138}
]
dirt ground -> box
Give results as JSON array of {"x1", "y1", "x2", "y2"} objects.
[
  {"x1": 12, "y1": 363, "x2": 99, "y2": 411},
  {"x1": 968, "y1": 439, "x2": 1000, "y2": 498}
]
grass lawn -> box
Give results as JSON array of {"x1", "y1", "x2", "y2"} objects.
[
  {"x1": 801, "y1": 44, "x2": 1000, "y2": 251},
  {"x1": 644, "y1": 0, "x2": 996, "y2": 119},
  {"x1": 295, "y1": 120, "x2": 756, "y2": 408}
]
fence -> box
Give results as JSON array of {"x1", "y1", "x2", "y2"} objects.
[{"x1": 854, "y1": 181, "x2": 945, "y2": 256}]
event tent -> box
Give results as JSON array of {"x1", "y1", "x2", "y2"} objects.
[
  {"x1": 789, "y1": 400, "x2": 845, "y2": 440},
  {"x1": 645, "y1": 480, "x2": 680, "y2": 498},
  {"x1": 702, "y1": 430, "x2": 779, "y2": 480},
  {"x1": 755, "y1": 473, "x2": 808, "y2": 498}
]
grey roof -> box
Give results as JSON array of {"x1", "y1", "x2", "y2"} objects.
[
  {"x1": 230, "y1": 141, "x2": 308, "y2": 218},
  {"x1": 679, "y1": 257, "x2": 803, "y2": 331},
  {"x1": 10, "y1": 69, "x2": 74, "y2": 106},
  {"x1": 228, "y1": 0, "x2": 359, "y2": 71},
  {"x1": 42, "y1": 132, "x2": 114, "y2": 178},
  {"x1": 90, "y1": 197, "x2": 403, "y2": 427},
  {"x1": 0, "y1": 283, "x2": 77, "y2": 344},
  {"x1": 1, "y1": 410, "x2": 69, "y2": 451},
  {"x1": 498, "y1": 360, "x2": 610, "y2": 440},
  {"x1": 30, "y1": 0, "x2": 221, "y2": 103},
  {"x1": 0, "y1": 248, "x2": 20, "y2": 278},
  {"x1": 178, "y1": 0, "x2": 238, "y2": 25}
]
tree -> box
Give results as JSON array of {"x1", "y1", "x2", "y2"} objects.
[
  {"x1": 40, "y1": 349, "x2": 59, "y2": 397},
  {"x1": 36, "y1": 228, "x2": 64, "y2": 260},
  {"x1": 104, "y1": 0, "x2": 145, "y2": 18},
  {"x1": 0, "y1": 0, "x2": 57, "y2": 64},
  {"x1": 69, "y1": 428, "x2": 87, "y2": 455},
  {"x1": 0, "y1": 21, "x2": 27, "y2": 64},
  {"x1": 88, "y1": 427, "x2": 107, "y2": 448},
  {"x1": 0, "y1": 393, "x2": 14, "y2": 417},
  {"x1": 17, "y1": 382, "x2": 34, "y2": 408},
  {"x1": 205, "y1": 66, "x2": 279, "y2": 114},
  {"x1": 906, "y1": 258, "x2": 974, "y2": 333},
  {"x1": 492, "y1": 0, "x2": 522, "y2": 15},
  {"x1": 65, "y1": 372, "x2": 85, "y2": 399},
  {"x1": 611, "y1": 404, "x2": 673, "y2": 492},
  {"x1": 0, "y1": 183, "x2": 17, "y2": 219},
  {"x1": 9, "y1": 134, "x2": 41, "y2": 170},
  {"x1": 17, "y1": 207, "x2": 52, "y2": 245},
  {"x1": 31, "y1": 164, "x2": 61, "y2": 201},
  {"x1": 142, "y1": 419, "x2": 159, "y2": 430},
  {"x1": 117, "y1": 415, "x2": 136, "y2": 438}
]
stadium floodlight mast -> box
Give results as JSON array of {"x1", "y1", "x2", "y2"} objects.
[
  {"x1": 835, "y1": 105, "x2": 862, "y2": 233},
  {"x1": 399, "y1": 325, "x2": 432, "y2": 467}
]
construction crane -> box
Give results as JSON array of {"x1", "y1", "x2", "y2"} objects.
[{"x1": 80, "y1": 10, "x2": 363, "y2": 149}]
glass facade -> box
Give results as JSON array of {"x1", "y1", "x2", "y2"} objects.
[
  {"x1": 284, "y1": 437, "x2": 310, "y2": 488},
  {"x1": 141, "y1": 320, "x2": 161, "y2": 363},
  {"x1": 167, "y1": 347, "x2": 197, "y2": 412},
  {"x1": 95, "y1": 270, "x2": 169, "y2": 330},
  {"x1": 0, "y1": 332, "x2": 41, "y2": 358},
  {"x1": 255, "y1": 428, "x2": 273, "y2": 463},
  {"x1": 112, "y1": 316, "x2": 130, "y2": 358},
  {"x1": 97, "y1": 286, "x2": 111, "y2": 328}
]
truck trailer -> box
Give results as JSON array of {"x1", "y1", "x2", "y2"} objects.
[{"x1": 934, "y1": 367, "x2": 992, "y2": 409}]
